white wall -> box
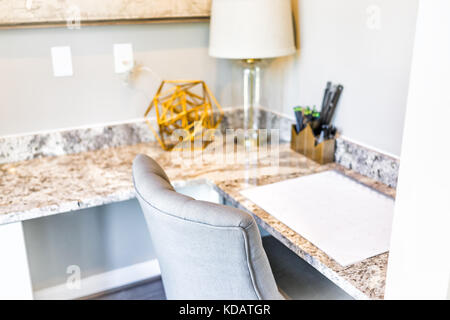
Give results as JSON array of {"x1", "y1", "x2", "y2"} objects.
[
  {"x1": 385, "y1": 0, "x2": 450, "y2": 299},
  {"x1": 262, "y1": 0, "x2": 419, "y2": 156},
  {"x1": 0, "y1": 23, "x2": 239, "y2": 136}
]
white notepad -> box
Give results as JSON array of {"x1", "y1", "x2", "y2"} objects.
[{"x1": 240, "y1": 171, "x2": 395, "y2": 266}]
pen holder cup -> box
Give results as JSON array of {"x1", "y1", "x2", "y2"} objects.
[{"x1": 290, "y1": 124, "x2": 335, "y2": 164}]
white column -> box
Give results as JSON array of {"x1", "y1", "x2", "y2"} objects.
[
  {"x1": 0, "y1": 222, "x2": 33, "y2": 300},
  {"x1": 385, "y1": 0, "x2": 450, "y2": 299}
]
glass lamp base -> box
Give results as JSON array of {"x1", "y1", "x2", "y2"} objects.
[{"x1": 242, "y1": 59, "x2": 261, "y2": 148}]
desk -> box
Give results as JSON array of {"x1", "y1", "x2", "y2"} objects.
[{"x1": 0, "y1": 142, "x2": 395, "y2": 299}]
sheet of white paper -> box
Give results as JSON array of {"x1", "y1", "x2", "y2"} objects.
[{"x1": 240, "y1": 170, "x2": 395, "y2": 266}]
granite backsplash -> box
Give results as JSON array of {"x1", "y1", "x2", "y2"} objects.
[{"x1": 0, "y1": 107, "x2": 399, "y2": 187}]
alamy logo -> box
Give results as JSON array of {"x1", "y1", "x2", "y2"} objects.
[
  {"x1": 65, "y1": 4, "x2": 81, "y2": 30},
  {"x1": 366, "y1": 5, "x2": 382, "y2": 30},
  {"x1": 66, "y1": 265, "x2": 81, "y2": 290}
]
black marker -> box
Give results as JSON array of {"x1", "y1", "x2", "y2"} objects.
[
  {"x1": 294, "y1": 106, "x2": 303, "y2": 133},
  {"x1": 325, "y1": 85, "x2": 344, "y2": 126}
]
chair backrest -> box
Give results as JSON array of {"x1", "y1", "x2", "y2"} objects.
[{"x1": 132, "y1": 154, "x2": 282, "y2": 300}]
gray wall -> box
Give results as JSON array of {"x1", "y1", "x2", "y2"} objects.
[
  {"x1": 0, "y1": 22, "x2": 239, "y2": 136},
  {"x1": 23, "y1": 184, "x2": 220, "y2": 293},
  {"x1": 23, "y1": 199, "x2": 156, "y2": 291},
  {"x1": 261, "y1": 0, "x2": 419, "y2": 156},
  {"x1": 0, "y1": 1, "x2": 418, "y2": 156}
]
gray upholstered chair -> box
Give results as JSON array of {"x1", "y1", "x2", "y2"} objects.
[{"x1": 132, "y1": 154, "x2": 283, "y2": 300}]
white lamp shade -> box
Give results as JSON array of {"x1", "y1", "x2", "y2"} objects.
[{"x1": 209, "y1": 0, "x2": 296, "y2": 59}]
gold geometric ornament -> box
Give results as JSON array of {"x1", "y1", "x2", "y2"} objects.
[{"x1": 144, "y1": 80, "x2": 223, "y2": 151}]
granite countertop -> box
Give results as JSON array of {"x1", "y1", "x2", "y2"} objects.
[{"x1": 0, "y1": 141, "x2": 395, "y2": 300}]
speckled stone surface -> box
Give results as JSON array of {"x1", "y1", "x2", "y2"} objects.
[
  {"x1": 0, "y1": 108, "x2": 240, "y2": 165},
  {"x1": 0, "y1": 120, "x2": 154, "y2": 165},
  {"x1": 0, "y1": 108, "x2": 290, "y2": 165},
  {"x1": 0, "y1": 141, "x2": 395, "y2": 300},
  {"x1": 335, "y1": 138, "x2": 400, "y2": 188},
  {"x1": 257, "y1": 107, "x2": 296, "y2": 143},
  {"x1": 0, "y1": 108, "x2": 400, "y2": 190}
]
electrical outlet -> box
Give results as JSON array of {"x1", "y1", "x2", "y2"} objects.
[
  {"x1": 114, "y1": 43, "x2": 134, "y2": 74},
  {"x1": 51, "y1": 46, "x2": 73, "y2": 77}
]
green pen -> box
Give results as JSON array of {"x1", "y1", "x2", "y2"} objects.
[
  {"x1": 312, "y1": 106, "x2": 320, "y2": 120},
  {"x1": 304, "y1": 107, "x2": 313, "y2": 123}
]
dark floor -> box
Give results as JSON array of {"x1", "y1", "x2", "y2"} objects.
[
  {"x1": 91, "y1": 235, "x2": 352, "y2": 300},
  {"x1": 91, "y1": 278, "x2": 166, "y2": 300}
]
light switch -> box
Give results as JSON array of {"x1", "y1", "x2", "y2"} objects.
[
  {"x1": 114, "y1": 43, "x2": 134, "y2": 74},
  {"x1": 51, "y1": 46, "x2": 73, "y2": 77}
]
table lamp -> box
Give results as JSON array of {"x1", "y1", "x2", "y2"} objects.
[{"x1": 209, "y1": 0, "x2": 296, "y2": 141}]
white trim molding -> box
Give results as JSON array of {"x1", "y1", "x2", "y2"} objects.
[{"x1": 34, "y1": 259, "x2": 161, "y2": 300}]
